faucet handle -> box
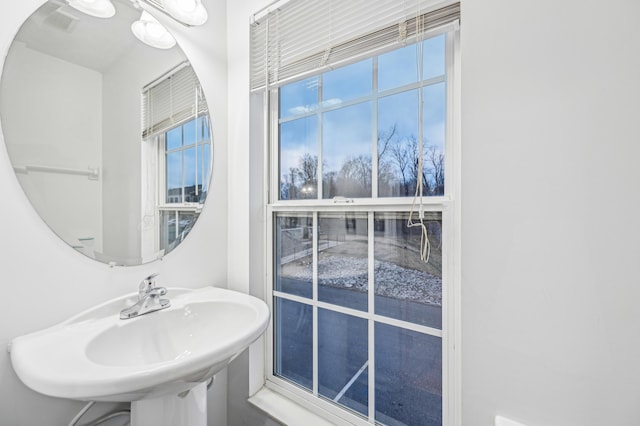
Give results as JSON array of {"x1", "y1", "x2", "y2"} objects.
[{"x1": 139, "y1": 273, "x2": 159, "y2": 298}]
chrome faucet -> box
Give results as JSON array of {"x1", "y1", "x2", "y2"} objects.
[{"x1": 120, "y1": 273, "x2": 170, "y2": 320}]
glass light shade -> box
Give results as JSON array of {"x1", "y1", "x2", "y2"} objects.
[
  {"x1": 67, "y1": 0, "x2": 116, "y2": 18},
  {"x1": 131, "y1": 11, "x2": 176, "y2": 49},
  {"x1": 161, "y1": 0, "x2": 208, "y2": 26}
]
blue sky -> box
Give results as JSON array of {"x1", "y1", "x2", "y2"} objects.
[
  {"x1": 279, "y1": 34, "x2": 446, "y2": 197},
  {"x1": 166, "y1": 118, "x2": 212, "y2": 198}
]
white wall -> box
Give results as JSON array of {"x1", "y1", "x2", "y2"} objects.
[
  {"x1": 226, "y1": 0, "x2": 276, "y2": 424},
  {"x1": 0, "y1": 0, "x2": 228, "y2": 425},
  {"x1": 461, "y1": 1, "x2": 640, "y2": 425},
  {"x1": 0, "y1": 42, "x2": 103, "y2": 255}
]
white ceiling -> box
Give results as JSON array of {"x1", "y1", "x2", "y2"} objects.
[{"x1": 14, "y1": 0, "x2": 160, "y2": 73}]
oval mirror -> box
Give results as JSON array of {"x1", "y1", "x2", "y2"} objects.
[{"x1": 0, "y1": 0, "x2": 213, "y2": 266}]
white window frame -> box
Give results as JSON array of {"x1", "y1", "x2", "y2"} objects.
[
  {"x1": 262, "y1": 23, "x2": 461, "y2": 426},
  {"x1": 155, "y1": 118, "x2": 211, "y2": 251},
  {"x1": 141, "y1": 118, "x2": 211, "y2": 260}
]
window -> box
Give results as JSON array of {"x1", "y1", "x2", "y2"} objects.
[
  {"x1": 257, "y1": 2, "x2": 460, "y2": 423},
  {"x1": 158, "y1": 116, "x2": 211, "y2": 251},
  {"x1": 140, "y1": 63, "x2": 211, "y2": 258}
]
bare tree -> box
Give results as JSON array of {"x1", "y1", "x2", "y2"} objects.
[
  {"x1": 338, "y1": 155, "x2": 372, "y2": 197},
  {"x1": 376, "y1": 124, "x2": 446, "y2": 197},
  {"x1": 297, "y1": 153, "x2": 318, "y2": 186},
  {"x1": 425, "y1": 146, "x2": 445, "y2": 195},
  {"x1": 377, "y1": 124, "x2": 397, "y2": 163},
  {"x1": 377, "y1": 125, "x2": 398, "y2": 195},
  {"x1": 287, "y1": 167, "x2": 299, "y2": 199},
  {"x1": 390, "y1": 138, "x2": 412, "y2": 196}
]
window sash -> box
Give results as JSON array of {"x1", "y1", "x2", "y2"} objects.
[
  {"x1": 268, "y1": 40, "x2": 450, "y2": 205},
  {"x1": 250, "y1": 0, "x2": 459, "y2": 90},
  {"x1": 266, "y1": 204, "x2": 450, "y2": 424}
]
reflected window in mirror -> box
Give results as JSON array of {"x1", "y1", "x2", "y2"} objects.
[
  {"x1": 141, "y1": 63, "x2": 211, "y2": 256},
  {"x1": 164, "y1": 116, "x2": 211, "y2": 204}
]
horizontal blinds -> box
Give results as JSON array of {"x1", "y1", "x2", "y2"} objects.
[
  {"x1": 141, "y1": 63, "x2": 209, "y2": 139},
  {"x1": 250, "y1": 0, "x2": 460, "y2": 90}
]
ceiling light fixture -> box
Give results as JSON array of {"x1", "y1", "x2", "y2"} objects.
[
  {"x1": 160, "y1": 0, "x2": 208, "y2": 26},
  {"x1": 66, "y1": 0, "x2": 116, "y2": 18},
  {"x1": 131, "y1": 11, "x2": 177, "y2": 49}
]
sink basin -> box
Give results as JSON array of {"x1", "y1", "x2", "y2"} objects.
[{"x1": 9, "y1": 286, "x2": 269, "y2": 402}]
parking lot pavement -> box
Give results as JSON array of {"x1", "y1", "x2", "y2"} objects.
[{"x1": 276, "y1": 279, "x2": 443, "y2": 425}]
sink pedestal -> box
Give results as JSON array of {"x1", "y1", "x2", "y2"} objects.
[{"x1": 130, "y1": 382, "x2": 207, "y2": 426}]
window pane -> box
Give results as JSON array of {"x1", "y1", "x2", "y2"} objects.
[
  {"x1": 377, "y1": 90, "x2": 419, "y2": 197},
  {"x1": 378, "y1": 44, "x2": 418, "y2": 92},
  {"x1": 183, "y1": 147, "x2": 198, "y2": 202},
  {"x1": 159, "y1": 211, "x2": 176, "y2": 251},
  {"x1": 274, "y1": 213, "x2": 313, "y2": 299},
  {"x1": 167, "y1": 126, "x2": 182, "y2": 150},
  {"x1": 323, "y1": 58, "x2": 372, "y2": 105},
  {"x1": 318, "y1": 309, "x2": 368, "y2": 416},
  {"x1": 199, "y1": 143, "x2": 211, "y2": 202},
  {"x1": 159, "y1": 211, "x2": 198, "y2": 254},
  {"x1": 177, "y1": 211, "x2": 196, "y2": 244},
  {"x1": 322, "y1": 102, "x2": 372, "y2": 199},
  {"x1": 423, "y1": 82, "x2": 446, "y2": 196},
  {"x1": 201, "y1": 116, "x2": 211, "y2": 140},
  {"x1": 166, "y1": 151, "x2": 182, "y2": 203},
  {"x1": 280, "y1": 77, "x2": 319, "y2": 119},
  {"x1": 280, "y1": 116, "x2": 318, "y2": 200},
  {"x1": 183, "y1": 119, "x2": 196, "y2": 145},
  {"x1": 375, "y1": 323, "x2": 442, "y2": 425},
  {"x1": 274, "y1": 298, "x2": 313, "y2": 391},
  {"x1": 423, "y1": 34, "x2": 446, "y2": 80},
  {"x1": 374, "y1": 212, "x2": 442, "y2": 329},
  {"x1": 318, "y1": 213, "x2": 368, "y2": 311}
]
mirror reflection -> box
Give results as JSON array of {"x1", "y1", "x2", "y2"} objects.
[{"x1": 0, "y1": 0, "x2": 212, "y2": 266}]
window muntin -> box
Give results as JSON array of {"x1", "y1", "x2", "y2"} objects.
[{"x1": 269, "y1": 30, "x2": 454, "y2": 426}]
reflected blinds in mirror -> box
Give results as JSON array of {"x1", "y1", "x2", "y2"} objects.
[
  {"x1": 141, "y1": 62, "x2": 208, "y2": 139},
  {"x1": 250, "y1": 0, "x2": 460, "y2": 91}
]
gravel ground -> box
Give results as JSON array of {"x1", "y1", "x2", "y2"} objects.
[{"x1": 282, "y1": 254, "x2": 442, "y2": 307}]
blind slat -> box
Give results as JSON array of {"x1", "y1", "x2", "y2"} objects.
[
  {"x1": 250, "y1": 0, "x2": 460, "y2": 90},
  {"x1": 141, "y1": 63, "x2": 209, "y2": 139}
]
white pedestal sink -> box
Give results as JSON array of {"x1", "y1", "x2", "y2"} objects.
[{"x1": 9, "y1": 286, "x2": 270, "y2": 426}]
